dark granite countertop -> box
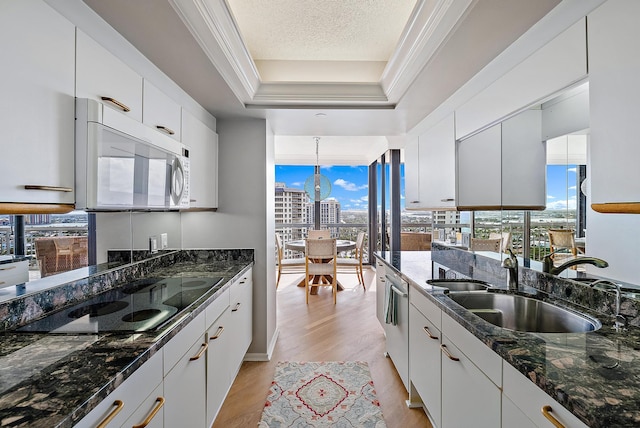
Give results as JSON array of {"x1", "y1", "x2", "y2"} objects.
[
  {"x1": 375, "y1": 250, "x2": 640, "y2": 428},
  {"x1": 0, "y1": 251, "x2": 253, "y2": 428}
]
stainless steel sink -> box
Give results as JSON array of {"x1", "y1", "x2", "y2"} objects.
[
  {"x1": 427, "y1": 279, "x2": 492, "y2": 292},
  {"x1": 448, "y1": 292, "x2": 601, "y2": 333}
]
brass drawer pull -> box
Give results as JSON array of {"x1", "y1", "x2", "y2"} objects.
[
  {"x1": 441, "y1": 198, "x2": 455, "y2": 202},
  {"x1": 440, "y1": 344, "x2": 460, "y2": 361},
  {"x1": 100, "y1": 96, "x2": 131, "y2": 112},
  {"x1": 156, "y1": 125, "x2": 175, "y2": 135},
  {"x1": 232, "y1": 302, "x2": 241, "y2": 312},
  {"x1": 422, "y1": 326, "x2": 439, "y2": 340},
  {"x1": 0, "y1": 266, "x2": 16, "y2": 271},
  {"x1": 541, "y1": 405, "x2": 565, "y2": 428},
  {"x1": 189, "y1": 342, "x2": 208, "y2": 361},
  {"x1": 132, "y1": 397, "x2": 165, "y2": 428},
  {"x1": 210, "y1": 326, "x2": 224, "y2": 340},
  {"x1": 96, "y1": 400, "x2": 124, "y2": 428},
  {"x1": 24, "y1": 185, "x2": 72, "y2": 192}
]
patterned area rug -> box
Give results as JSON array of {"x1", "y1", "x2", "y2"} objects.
[{"x1": 259, "y1": 361, "x2": 387, "y2": 427}]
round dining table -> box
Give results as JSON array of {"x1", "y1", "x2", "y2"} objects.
[{"x1": 284, "y1": 239, "x2": 356, "y2": 293}]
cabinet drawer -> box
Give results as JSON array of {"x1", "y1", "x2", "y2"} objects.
[
  {"x1": 122, "y1": 383, "x2": 164, "y2": 428},
  {"x1": 0, "y1": 261, "x2": 29, "y2": 288},
  {"x1": 205, "y1": 288, "x2": 230, "y2": 329},
  {"x1": 230, "y1": 268, "x2": 252, "y2": 305},
  {"x1": 75, "y1": 351, "x2": 162, "y2": 428},
  {"x1": 503, "y1": 361, "x2": 588, "y2": 428},
  {"x1": 409, "y1": 285, "x2": 441, "y2": 330},
  {"x1": 163, "y1": 310, "x2": 206, "y2": 375},
  {"x1": 442, "y1": 311, "x2": 502, "y2": 387}
]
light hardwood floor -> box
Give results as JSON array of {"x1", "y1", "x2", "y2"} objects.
[{"x1": 213, "y1": 267, "x2": 432, "y2": 428}]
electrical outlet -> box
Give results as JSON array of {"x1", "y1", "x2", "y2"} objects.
[
  {"x1": 160, "y1": 233, "x2": 168, "y2": 249},
  {"x1": 149, "y1": 236, "x2": 158, "y2": 254}
]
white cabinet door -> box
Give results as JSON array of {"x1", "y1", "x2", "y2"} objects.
[
  {"x1": 418, "y1": 114, "x2": 457, "y2": 210},
  {"x1": 182, "y1": 109, "x2": 219, "y2": 208},
  {"x1": 440, "y1": 336, "x2": 501, "y2": 428},
  {"x1": 589, "y1": 0, "x2": 640, "y2": 206},
  {"x1": 456, "y1": 123, "x2": 502, "y2": 210},
  {"x1": 502, "y1": 394, "x2": 536, "y2": 428},
  {"x1": 503, "y1": 361, "x2": 589, "y2": 428},
  {"x1": 163, "y1": 333, "x2": 208, "y2": 428},
  {"x1": 206, "y1": 308, "x2": 232, "y2": 426},
  {"x1": 75, "y1": 352, "x2": 163, "y2": 428},
  {"x1": 0, "y1": 0, "x2": 75, "y2": 205},
  {"x1": 143, "y1": 80, "x2": 182, "y2": 141},
  {"x1": 404, "y1": 134, "x2": 421, "y2": 209},
  {"x1": 76, "y1": 30, "x2": 143, "y2": 122},
  {"x1": 375, "y1": 260, "x2": 386, "y2": 326},
  {"x1": 228, "y1": 269, "x2": 253, "y2": 378},
  {"x1": 501, "y1": 109, "x2": 546, "y2": 210},
  {"x1": 0, "y1": 260, "x2": 29, "y2": 288},
  {"x1": 409, "y1": 304, "x2": 441, "y2": 427}
]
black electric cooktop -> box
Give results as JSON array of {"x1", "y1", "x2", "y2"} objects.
[{"x1": 18, "y1": 276, "x2": 224, "y2": 334}]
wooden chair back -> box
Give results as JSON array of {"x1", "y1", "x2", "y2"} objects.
[
  {"x1": 469, "y1": 238, "x2": 502, "y2": 252},
  {"x1": 307, "y1": 229, "x2": 331, "y2": 240}
]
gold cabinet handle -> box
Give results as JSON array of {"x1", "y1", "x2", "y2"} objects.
[
  {"x1": 0, "y1": 266, "x2": 16, "y2": 271},
  {"x1": 232, "y1": 302, "x2": 241, "y2": 312},
  {"x1": 100, "y1": 96, "x2": 131, "y2": 112},
  {"x1": 440, "y1": 344, "x2": 460, "y2": 361},
  {"x1": 541, "y1": 405, "x2": 565, "y2": 428},
  {"x1": 132, "y1": 396, "x2": 165, "y2": 428},
  {"x1": 156, "y1": 125, "x2": 175, "y2": 135},
  {"x1": 96, "y1": 400, "x2": 124, "y2": 428},
  {"x1": 209, "y1": 326, "x2": 224, "y2": 340},
  {"x1": 189, "y1": 342, "x2": 208, "y2": 361},
  {"x1": 423, "y1": 326, "x2": 439, "y2": 340},
  {"x1": 24, "y1": 185, "x2": 73, "y2": 192}
]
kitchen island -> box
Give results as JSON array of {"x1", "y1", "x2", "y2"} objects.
[
  {"x1": 376, "y1": 249, "x2": 640, "y2": 428},
  {"x1": 0, "y1": 249, "x2": 253, "y2": 427}
]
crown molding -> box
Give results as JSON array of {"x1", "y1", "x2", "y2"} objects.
[
  {"x1": 381, "y1": 0, "x2": 475, "y2": 103},
  {"x1": 252, "y1": 82, "x2": 389, "y2": 105}
]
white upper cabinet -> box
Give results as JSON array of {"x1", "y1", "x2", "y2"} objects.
[
  {"x1": 501, "y1": 109, "x2": 545, "y2": 210},
  {"x1": 76, "y1": 29, "x2": 143, "y2": 122},
  {"x1": 405, "y1": 114, "x2": 456, "y2": 210},
  {"x1": 588, "y1": 0, "x2": 640, "y2": 211},
  {"x1": 0, "y1": 0, "x2": 75, "y2": 206},
  {"x1": 182, "y1": 109, "x2": 218, "y2": 209},
  {"x1": 143, "y1": 80, "x2": 182, "y2": 141},
  {"x1": 456, "y1": 124, "x2": 502, "y2": 210}
]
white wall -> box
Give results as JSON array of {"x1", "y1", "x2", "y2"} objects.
[{"x1": 181, "y1": 118, "x2": 277, "y2": 360}]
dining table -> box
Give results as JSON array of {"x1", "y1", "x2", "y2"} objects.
[{"x1": 285, "y1": 239, "x2": 356, "y2": 293}]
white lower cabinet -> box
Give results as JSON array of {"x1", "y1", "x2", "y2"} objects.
[
  {"x1": 206, "y1": 307, "x2": 231, "y2": 426},
  {"x1": 228, "y1": 270, "x2": 253, "y2": 378},
  {"x1": 502, "y1": 361, "x2": 589, "y2": 428},
  {"x1": 163, "y1": 310, "x2": 207, "y2": 427},
  {"x1": 375, "y1": 260, "x2": 386, "y2": 326},
  {"x1": 409, "y1": 302, "x2": 441, "y2": 427},
  {"x1": 75, "y1": 351, "x2": 163, "y2": 427}
]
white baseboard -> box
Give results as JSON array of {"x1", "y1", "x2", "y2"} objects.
[{"x1": 244, "y1": 327, "x2": 279, "y2": 362}]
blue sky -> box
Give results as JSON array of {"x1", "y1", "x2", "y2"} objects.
[{"x1": 276, "y1": 164, "x2": 578, "y2": 212}]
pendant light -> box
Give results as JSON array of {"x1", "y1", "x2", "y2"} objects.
[{"x1": 304, "y1": 137, "x2": 331, "y2": 202}]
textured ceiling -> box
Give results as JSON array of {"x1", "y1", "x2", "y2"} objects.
[{"x1": 226, "y1": 0, "x2": 418, "y2": 62}]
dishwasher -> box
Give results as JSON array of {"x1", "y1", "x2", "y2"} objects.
[{"x1": 383, "y1": 271, "x2": 409, "y2": 392}]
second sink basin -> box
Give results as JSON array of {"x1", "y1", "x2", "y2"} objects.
[
  {"x1": 427, "y1": 279, "x2": 492, "y2": 292},
  {"x1": 448, "y1": 292, "x2": 601, "y2": 333}
]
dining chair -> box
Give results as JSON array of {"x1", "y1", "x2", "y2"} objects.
[
  {"x1": 305, "y1": 238, "x2": 337, "y2": 304},
  {"x1": 548, "y1": 229, "x2": 577, "y2": 260},
  {"x1": 307, "y1": 229, "x2": 331, "y2": 239},
  {"x1": 469, "y1": 238, "x2": 502, "y2": 252},
  {"x1": 489, "y1": 231, "x2": 512, "y2": 253},
  {"x1": 336, "y1": 231, "x2": 366, "y2": 289},
  {"x1": 275, "y1": 233, "x2": 305, "y2": 288},
  {"x1": 53, "y1": 237, "x2": 74, "y2": 272}
]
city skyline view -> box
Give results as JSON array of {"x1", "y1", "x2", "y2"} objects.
[{"x1": 276, "y1": 164, "x2": 580, "y2": 213}]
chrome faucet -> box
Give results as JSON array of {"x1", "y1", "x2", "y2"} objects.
[
  {"x1": 501, "y1": 249, "x2": 519, "y2": 291},
  {"x1": 590, "y1": 279, "x2": 626, "y2": 331},
  {"x1": 542, "y1": 252, "x2": 609, "y2": 275}
]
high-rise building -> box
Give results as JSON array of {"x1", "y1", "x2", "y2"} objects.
[
  {"x1": 25, "y1": 214, "x2": 51, "y2": 225},
  {"x1": 275, "y1": 183, "x2": 308, "y2": 255},
  {"x1": 307, "y1": 198, "x2": 341, "y2": 236}
]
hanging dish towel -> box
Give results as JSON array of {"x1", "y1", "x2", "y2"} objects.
[{"x1": 384, "y1": 281, "x2": 398, "y2": 326}]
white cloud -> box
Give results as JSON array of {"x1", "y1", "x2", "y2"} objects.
[
  {"x1": 569, "y1": 185, "x2": 577, "y2": 190},
  {"x1": 568, "y1": 167, "x2": 577, "y2": 173},
  {"x1": 291, "y1": 181, "x2": 303, "y2": 187},
  {"x1": 547, "y1": 195, "x2": 556, "y2": 199},
  {"x1": 546, "y1": 196, "x2": 577, "y2": 210},
  {"x1": 334, "y1": 178, "x2": 367, "y2": 192}
]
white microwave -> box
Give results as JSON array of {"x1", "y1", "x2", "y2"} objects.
[{"x1": 75, "y1": 98, "x2": 190, "y2": 211}]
